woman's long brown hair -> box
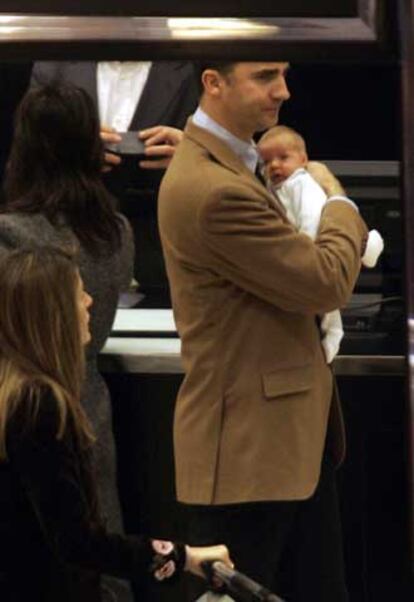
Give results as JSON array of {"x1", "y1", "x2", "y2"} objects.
[
  {"x1": 2, "y1": 84, "x2": 122, "y2": 254},
  {"x1": 0, "y1": 247, "x2": 95, "y2": 459}
]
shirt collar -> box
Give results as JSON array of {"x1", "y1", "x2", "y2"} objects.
[
  {"x1": 99, "y1": 61, "x2": 152, "y2": 72},
  {"x1": 192, "y1": 107, "x2": 259, "y2": 173}
]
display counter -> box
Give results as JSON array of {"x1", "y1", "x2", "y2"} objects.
[{"x1": 99, "y1": 309, "x2": 406, "y2": 376}]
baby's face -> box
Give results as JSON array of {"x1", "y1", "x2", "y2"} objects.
[{"x1": 259, "y1": 136, "x2": 307, "y2": 186}]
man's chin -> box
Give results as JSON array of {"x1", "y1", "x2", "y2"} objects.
[
  {"x1": 256, "y1": 114, "x2": 279, "y2": 133},
  {"x1": 255, "y1": 123, "x2": 276, "y2": 135}
]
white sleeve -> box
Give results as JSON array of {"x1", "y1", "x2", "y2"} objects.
[{"x1": 362, "y1": 229, "x2": 384, "y2": 268}]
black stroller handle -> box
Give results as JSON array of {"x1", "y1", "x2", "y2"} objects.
[{"x1": 201, "y1": 560, "x2": 285, "y2": 602}]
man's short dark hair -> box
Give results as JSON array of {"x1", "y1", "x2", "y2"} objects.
[{"x1": 192, "y1": 62, "x2": 236, "y2": 96}]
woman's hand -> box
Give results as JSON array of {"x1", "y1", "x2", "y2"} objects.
[
  {"x1": 184, "y1": 544, "x2": 233, "y2": 579},
  {"x1": 138, "y1": 125, "x2": 183, "y2": 169}
]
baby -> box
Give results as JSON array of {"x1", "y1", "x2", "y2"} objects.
[{"x1": 257, "y1": 125, "x2": 384, "y2": 363}]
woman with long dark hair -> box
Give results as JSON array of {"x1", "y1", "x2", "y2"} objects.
[
  {"x1": 0, "y1": 248, "x2": 230, "y2": 602},
  {"x1": 0, "y1": 84, "x2": 135, "y2": 601}
]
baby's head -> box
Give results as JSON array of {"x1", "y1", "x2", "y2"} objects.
[{"x1": 258, "y1": 125, "x2": 308, "y2": 186}]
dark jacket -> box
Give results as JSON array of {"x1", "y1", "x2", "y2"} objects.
[
  {"x1": 0, "y1": 212, "x2": 135, "y2": 601},
  {"x1": 0, "y1": 389, "x2": 181, "y2": 602},
  {"x1": 0, "y1": 212, "x2": 133, "y2": 531}
]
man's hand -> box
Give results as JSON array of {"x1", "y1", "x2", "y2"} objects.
[
  {"x1": 307, "y1": 161, "x2": 345, "y2": 197},
  {"x1": 100, "y1": 126, "x2": 122, "y2": 172},
  {"x1": 184, "y1": 544, "x2": 233, "y2": 579},
  {"x1": 138, "y1": 125, "x2": 183, "y2": 170}
]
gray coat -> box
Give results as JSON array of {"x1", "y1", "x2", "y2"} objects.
[{"x1": 0, "y1": 212, "x2": 134, "y2": 599}]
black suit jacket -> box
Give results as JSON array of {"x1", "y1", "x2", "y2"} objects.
[
  {"x1": 30, "y1": 61, "x2": 199, "y2": 296},
  {"x1": 31, "y1": 60, "x2": 198, "y2": 131}
]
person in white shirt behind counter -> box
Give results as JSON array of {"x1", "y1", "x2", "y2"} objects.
[
  {"x1": 30, "y1": 60, "x2": 199, "y2": 296},
  {"x1": 258, "y1": 125, "x2": 384, "y2": 363}
]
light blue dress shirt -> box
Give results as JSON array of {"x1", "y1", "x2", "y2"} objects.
[{"x1": 192, "y1": 107, "x2": 259, "y2": 173}]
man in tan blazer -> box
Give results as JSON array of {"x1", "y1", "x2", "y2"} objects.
[{"x1": 158, "y1": 62, "x2": 368, "y2": 601}]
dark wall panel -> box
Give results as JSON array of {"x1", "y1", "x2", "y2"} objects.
[
  {"x1": 281, "y1": 63, "x2": 400, "y2": 160},
  {"x1": 0, "y1": 1, "x2": 359, "y2": 18}
]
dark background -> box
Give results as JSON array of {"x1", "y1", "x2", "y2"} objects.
[
  {"x1": 282, "y1": 62, "x2": 400, "y2": 160},
  {"x1": 0, "y1": 1, "x2": 358, "y2": 17}
]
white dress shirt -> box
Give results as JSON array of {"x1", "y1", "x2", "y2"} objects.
[{"x1": 97, "y1": 61, "x2": 152, "y2": 131}]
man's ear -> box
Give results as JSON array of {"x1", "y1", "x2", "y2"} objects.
[{"x1": 201, "y1": 69, "x2": 224, "y2": 97}]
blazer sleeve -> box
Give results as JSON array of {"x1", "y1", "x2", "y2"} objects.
[
  {"x1": 199, "y1": 185, "x2": 367, "y2": 315},
  {"x1": 7, "y1": 392, "x2": 174, "y2": 580}
]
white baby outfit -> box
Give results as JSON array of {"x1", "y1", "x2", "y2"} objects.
[{"x1": 270, "y1": 167, "x2": 384, "y2": 363}]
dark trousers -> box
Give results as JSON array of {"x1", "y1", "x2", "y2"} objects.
[{"x1": 184, "y1": 454, "x2": 348, "y2": 602}]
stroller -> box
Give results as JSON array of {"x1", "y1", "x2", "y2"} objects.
[{"x1": 197, "y1": 561, "x2": 285, "y2": 602}]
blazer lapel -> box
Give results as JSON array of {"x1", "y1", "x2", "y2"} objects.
[
  {"x1": 64, "y1": 62, "x2": 98, "y2": 107},
  {"x1": 130, "y1": 62, "x2": 189, "y2": 130},
  {"x1": 185, "y1": 120, "x2": 287, "y2": 217}
]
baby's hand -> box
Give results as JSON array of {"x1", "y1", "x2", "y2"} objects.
[{"x1": 307, "y1": 161, "x2": 345, "y2": 197}]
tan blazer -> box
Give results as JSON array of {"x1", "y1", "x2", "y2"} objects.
[{"x1": 158, "y1": 120, "x2": 367, "y2": 505}]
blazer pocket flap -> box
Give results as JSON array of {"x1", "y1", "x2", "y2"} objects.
[{"x1": 262, "y1": 364, "x2": 313, "y2": 399}]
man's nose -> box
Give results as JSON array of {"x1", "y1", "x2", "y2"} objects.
[
  {"x1": 85, "y1": 292, "x2": 93, "y2": 308},
  {"x1": 272, "y1": 77, "x2": 290, "y2": 101}
]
